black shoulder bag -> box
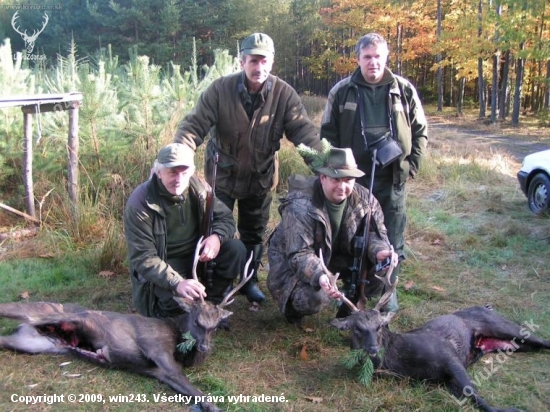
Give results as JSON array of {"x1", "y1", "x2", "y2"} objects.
[{"x1": 357, "y1": 89, "x2": 402, "y2": 169}]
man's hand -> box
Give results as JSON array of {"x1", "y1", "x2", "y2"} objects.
[
  {"x1": 199, "y1": 234, "x2": 221, "y2": 262},
  {"x1": 175, "y1": 279, "x2": 206, "y2": 301},
  {"x1": 319, "y1": 274, "x2": 342, "y2": 299},
  {"x1": 375, "y1": 248, "x2": 399, "y2": 271}
]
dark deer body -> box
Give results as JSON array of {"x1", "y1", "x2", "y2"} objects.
[
  {"x1": 331, "y1": 305, "x2": 550, "y2": 412},
  {"x1": 324, "y1": 252, "x2": 549, "y2": 412},
  {"x1": 0, "y1": 301, "x2": 227, "y2": 411},
  {"x1": 0, "y1": 241, "x2": 253, "y2": 412}
]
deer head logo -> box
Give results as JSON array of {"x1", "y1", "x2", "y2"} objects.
[{"x1": 11, "y1": 12, "x2": 49, "y2": 55}]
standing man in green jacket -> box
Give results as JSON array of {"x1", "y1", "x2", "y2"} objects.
[
  {"x1": 174, "y1": 33, "x2": 322, "y2": 308},
  {"x1": 124, "y1": 143, "x2": 246, "y2": 318},
  {"x1": 321, "y1": 33, "x2": 428, "y2": 312}
]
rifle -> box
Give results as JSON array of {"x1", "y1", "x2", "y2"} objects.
[
  {"x1": 201, "y1": 150, "x2": 219, "y2": 289},
  {"x1": 348, "y1": 149, "x2": 377, "y2": 307}
]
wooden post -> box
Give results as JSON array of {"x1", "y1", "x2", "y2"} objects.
[
  {"x1": 23, "y1": 112, "x2": 36, "y2": 217},
  {"x1": 67, "y1": 106, "x2": 79, "y2": 210}
]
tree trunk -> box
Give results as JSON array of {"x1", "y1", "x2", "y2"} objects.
[
  {"x1": 457, "y1": 77, "x2": 465, "y2": 116},
  {"x1": 512, "y1": 43, "x2": 525, "y2": 125},
  {"x1": 499, "y1": 50, "x2": 510, "y2": 119},
  {"x1": 544, "y1": 60, "x2": 550, "y2": 109},
  {"x1": 436, "y1": 0, "x2": 443, "y2": 112},
  {"x1": 477, "y1": 0, "x2": 486, "y2": 119}
]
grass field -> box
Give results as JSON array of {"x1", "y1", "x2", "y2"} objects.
[{"x1": 0, "y1": 108, "x2": 549, "y2": 412}]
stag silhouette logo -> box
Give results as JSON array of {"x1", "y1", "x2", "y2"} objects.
[{"x1": 11, "y1": 12, "x2": 49, "y2": 55}]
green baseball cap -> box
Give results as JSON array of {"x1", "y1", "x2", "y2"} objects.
[
  {"x1": 240, "y1": 33, "x2": 275, "y2": 57},
  {"x1": 157, "y1": 143, "x2": 194, "y2": 168}
]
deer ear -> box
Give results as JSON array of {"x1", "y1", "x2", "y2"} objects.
[
  {"x1": 173, "y1": 296, "x2": 193, "y2": 312},
  {"x1": 220, "y1": 309, "x2": 233, "y2": 320},
  {"x1": 380, "y1": 311, "x2": 396, "y2": 326},
  {"x1": 329, "y1": 317, "x2": 351, "y2": 330}
]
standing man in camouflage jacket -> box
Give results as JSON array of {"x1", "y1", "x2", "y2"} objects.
[
  {"x1": 321, "y1": 33, "x2": 428, "y2": 311},
  {"x1": 267, "y1": 148, "x2": 396, "y2": 325},
  {"x1": 174, "y1": 33, "x2": 322, "y2": 308}
]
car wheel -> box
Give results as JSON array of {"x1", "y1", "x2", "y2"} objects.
[{"x1": 527, "y1": 172, "x2": 550, "y2": 215}]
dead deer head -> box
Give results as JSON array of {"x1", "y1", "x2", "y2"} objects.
[
  {"x1": 172, "y1": 237, "x2": 253, "y2": 362},
  {"x1": 11, "y1": 12, "x2": 49, "y2": 55},
  {"x1": 329, "y1": 248, "x2": 398, "y2": 355}
]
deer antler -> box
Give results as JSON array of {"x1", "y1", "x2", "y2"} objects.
[
  {"x1": 11, "y1": 12, "x2": 49, "y2": 39},
  {"x1": 319, "y1": 249, "x2": 359, "y2": 313},
  {"x1": 217, "y1": 252, "x2": 254, "y2": 308},
  {"x1": 11, "y1": 12, "x2": 25, "y2": 37},
  {"x1": 191, "y1": 237, "x2": 205, "y2": 303},
  {"x1": 373, "y1": 246, "x2": 399, "y2": 312}
]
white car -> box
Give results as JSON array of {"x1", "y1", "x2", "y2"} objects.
[{"x1": 517, "y1": 149, "x2": 550, "y2": 215}]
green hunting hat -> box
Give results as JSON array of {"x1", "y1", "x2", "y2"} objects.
[
  {"x1": 315, "y1": 148, "x2": 365, "y2": 179},
  {"x1": 240, "y1": 33, "x2": 275, "y2": 57},
  {"x1": 157, "y1": 143, "x2": 194, "y2": 168}
]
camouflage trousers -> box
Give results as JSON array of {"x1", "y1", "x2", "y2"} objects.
[{"x1": 285, "y1": 280, "x2": 331, "y2": 317}]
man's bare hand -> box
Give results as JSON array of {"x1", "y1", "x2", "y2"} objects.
[
  {"x1": 199, "y1": 234, "x2": 221, "y2": 262},
  {"x1": 175, "y1": 279, "x2": 206, "y2": 301}
]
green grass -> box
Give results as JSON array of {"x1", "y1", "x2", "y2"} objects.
[{"x1": 0, "y1": 113, "x2": 550, "y2": 411}]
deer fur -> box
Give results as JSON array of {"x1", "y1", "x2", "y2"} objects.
[
  {"x1": 0, "y1": 242, "x2": 254, "y2": 412},
  {"x1": 331, "y1": 304, "x2": 550, "y2": 412}
]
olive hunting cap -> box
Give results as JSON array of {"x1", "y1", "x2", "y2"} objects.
[
  {"x1": 315, "y1": 148, "x2": 365, "y2": 179},
  {"x1": 240, "y1": 33, "x2": 275, "y2": 57},
  {"x1": 157, "y1": 143, "x2": 194, "y2": 168}
]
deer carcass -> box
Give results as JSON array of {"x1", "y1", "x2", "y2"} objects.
[
  {"x1": 0, "y1": 240, "x2": 253, "y2": 412},
  {"x1": 329, "y1": 256, "x2": 550, "y2": 412}
]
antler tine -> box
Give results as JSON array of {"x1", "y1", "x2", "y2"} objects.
[
  {"x1": 11, "y1": 12, "x2": 25, "y2": 36},
  {"x1": 191, "y1": 236, "x2": 205, "y2": 303},
  {"x1": 373, "y1": 246, "x2": 398, "y2": 312},
  {"x1": 218, "y1": 251, "x2": 254, "y2": 308},
  {"x1": 29, "y1": 13, "x2": 48, "y2": 40},
  {"x1": 319, "y1": 249, "x2": 359, "y2": 313}
]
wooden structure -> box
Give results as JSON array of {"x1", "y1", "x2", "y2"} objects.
[{"x1": 0, "y1": 93, "x2": 83, "y2": 218}]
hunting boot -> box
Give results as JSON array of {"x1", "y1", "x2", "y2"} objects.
[{"x1": 241, "y1": 244, "x2": 266, "y2": 304}]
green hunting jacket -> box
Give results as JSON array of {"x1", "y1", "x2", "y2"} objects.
[
  {"x1": 174, "y1": 72, "x2": 322, "y2": 199},
  {"x1": 124, "y1": 174, "x2": 236, "y2": 317},
  {"x1": 321, "y1": 67, "x2": 428, "y2": 184},
  {"x1": 267, "y1": 175, "x2": 390, "y2": 314}
]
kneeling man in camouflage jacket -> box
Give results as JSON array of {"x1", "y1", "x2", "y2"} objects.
[{"x1": 267, "y1": 148, "x2": 396, "y2": 325}]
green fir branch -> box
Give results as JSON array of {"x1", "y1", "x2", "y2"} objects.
[
  {"x1": 176, "y1": 331, "x2": 196, "y2": 354},
  {"x1": 296, "y1": 138, "x2": 333, "y2": 172},
  {"x1": 342, "y1": 349, "x2": 377, "y2": 386}
]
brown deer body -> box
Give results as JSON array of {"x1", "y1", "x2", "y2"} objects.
[{"x1": 0, "y1": 241, "x2": 253, "y2": 412}]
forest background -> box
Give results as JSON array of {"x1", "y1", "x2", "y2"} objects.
[
  {"x1": 0, "y1": 0, "x2": 548, "y2": 260},
  {"x1": 0, "y1": 0, "x2": 549, "y2": 122}
]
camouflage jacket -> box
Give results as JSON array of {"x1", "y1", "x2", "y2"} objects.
[{"x1": 267, "y1": 175, "x2": 390, "y2": 313}]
